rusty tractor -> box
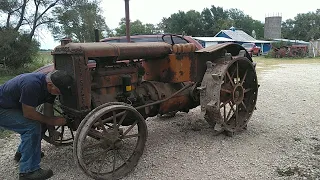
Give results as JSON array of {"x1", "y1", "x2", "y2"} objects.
[{"x1": 42, "y1": 36, "x2": 258, "y2": 179}]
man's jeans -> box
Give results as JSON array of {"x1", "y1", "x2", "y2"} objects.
[{"x1": 0, "y1": 107, "x2": 41, "y2": 173}]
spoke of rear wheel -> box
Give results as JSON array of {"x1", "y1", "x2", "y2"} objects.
[
  {"x1": 224, "y1": 104, "x2": 233, "y2": 122},
  {"x1": 244, "y1": 88, "x2": 252, "y2": 93},
  {"x1": 237, "y1": 62, "x2": 239, "y2": 84},
  {"x1": 221, "y1": 99, "x2": 232, "y2": 108},
  {"x1": 235, "y1": 104, "x2": 239, "y2": 128},
  {"x1": 229, "y1": 102, "x2": 236, "y2": 113},
  {"x1": 241, "y1": 101, "x2": 248, "y2": 112},
  {"x1": 226, "y1": 71, "x2": 235, "y2": 87},
  {"x1": 241, "y1": 69, "x2": 248, "y2": 85},
  {"x1": 224, "y1": 105, "x2": 226, "y2": 121},
  {"x1": 221, "y1": 88, "x2": 232, "y2": 94}
]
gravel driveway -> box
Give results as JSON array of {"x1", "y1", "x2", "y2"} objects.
[{"x1": 1, "y1": 60, "x2": 320, "y2": 180}]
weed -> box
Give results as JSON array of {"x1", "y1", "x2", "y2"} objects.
[
  {"x1": 276, "y1": 166, "x2": 300, "y2": 176},
  {"x1": 0, "y1": 128, "x2": 13, "y2": 139}
]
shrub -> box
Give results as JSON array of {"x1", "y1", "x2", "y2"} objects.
[{"x1": 0, "y1": 27, "x2": 40, "y2": 68}]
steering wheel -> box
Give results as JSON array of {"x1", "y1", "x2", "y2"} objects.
[{"x1": 161, "y1": 34, "x2": 188, "y2": 45}]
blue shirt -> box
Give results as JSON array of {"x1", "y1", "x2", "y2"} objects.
[{"x1": 0, "y1": 73, "x2": 55, "y2": 109}]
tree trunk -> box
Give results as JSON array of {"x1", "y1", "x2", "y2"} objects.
[
  {"x1": 14, "y1": 0, "x2": 27, "y2": 31},
  {"x1": 28, "y1": 0, "x2": 60, "y2": 40},
  {"x1": 6, "y1": 13, "x2": 11, "y2": 28}
]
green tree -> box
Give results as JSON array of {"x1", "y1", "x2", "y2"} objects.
[
  {"x1": 49, "y1": 0, "x2": 109, "y2": 42},
  {"x1": 0, "y1": 0, "x2": 66, "y2": 40},
  {"x1": 208, "y1": 5, "x2": 231, "y2": 33},
  {"x1": 0, "y1": 28, "x2": 39, "y2": 68},
  {"x1": 227, "y1": 8, "x2": 264, "y2": 39},
  {"x1": 114, "y1": 18, "x2": 160, "y2": 36},
  {"x1": 281, "y1": 9, "x2": 320, "y2": 41},
  {"x1": 160, "y1": 10, "x2": 204, "y2": 36},
  {"x1": 281, "y1": 19, "x2": 296, "y2": 39}
]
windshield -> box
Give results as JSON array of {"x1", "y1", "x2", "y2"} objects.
[{"x1": 242, "y1": 43, "x2": 254, "y2": 48}]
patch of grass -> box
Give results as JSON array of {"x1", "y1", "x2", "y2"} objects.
[
  {"x1": 0, "y1": 75, "x2": 14, "y2": 85},
  {"x1": 253, "y1": 56, "x2": 320, "y2": 77},
  {"x1": 276, "y1": 166, "x2": 300, "y2": 176},
  {"x1": 293, "y1": 137, "x2": 302, "y2": 142},
  {"x1": 0, "y1": 128, "x2": 13, "y2": 139},
  {"x1": 0, "y1": 51, "x2": 53, "y2": 78}
]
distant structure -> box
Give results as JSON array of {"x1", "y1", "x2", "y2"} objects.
[{"x1": 264, "y1": 15, "x2": 282, "y2": 39}]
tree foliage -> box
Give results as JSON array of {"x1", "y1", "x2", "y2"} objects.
[
  {"x1": 160, "y1": 10, "x2": 204, "y2": 36},
  {"x1": 282, "y1": 9, "x2": 320, "y2": 41},
  {"x1": 49, "y1": 0, "x2": 109, "y2": 42},
  {"x1": 0, "y1": 0, "x2": 66, "y2": 68},
  {"x1": 114, "y1": 18, "x2": 161, "y2": 36},
  {"x1": 227, "y1": 8, "x2": 264, "y2": 39},
  {"x1": 0, "y1": 0, "x2": 67, "y2": 40},
  {"x1": 0, "y1": 28, "x2": 39, "y2": 68},
  {"x1": 159, "y1": 5, "x2": 264, "y2": 39}
]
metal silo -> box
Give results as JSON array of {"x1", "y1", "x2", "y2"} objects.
[{"x1": 264, "y1": 16, "x2": 282, "y2": 39}]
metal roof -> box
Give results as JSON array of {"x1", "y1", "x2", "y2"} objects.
[
  {"x1": 215, "y1": 30, "x2": 257, "y2": 42},
  {"x1": 252, "y1": 40, "x2": 273, "y2": 43},
  {"x1": 193, "y1": 37, "x2": 235, "y2": 42},
  {"x1": 273, "y1": 38, "x2": 309, "y2": 44}
]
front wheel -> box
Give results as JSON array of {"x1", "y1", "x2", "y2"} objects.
[{"x1": 74, "y1": 103, "x2": 148, "y2": 180}]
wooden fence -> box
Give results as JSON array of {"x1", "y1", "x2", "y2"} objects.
[{"x1": 309, "y1": 40, "x2": 320, "y2": 57}]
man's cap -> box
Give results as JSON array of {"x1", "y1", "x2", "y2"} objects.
[{"x1": 49, "y1": 70, "x2": 74, "y2": 96}]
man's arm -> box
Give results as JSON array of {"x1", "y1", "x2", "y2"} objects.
[{"x1": 22, "y1": 103, "x2": 66, "y2": 126}]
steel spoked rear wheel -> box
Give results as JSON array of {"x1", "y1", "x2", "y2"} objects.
[
  {"x1": 205, "y1": 57, "x2": 258, "y2": 133},
  {"x1": 219, "y1": 57, "x2": 258, "y2": 132},
  {"x1": 74, "y1": 103, "x2": 147, "y2": 180}
]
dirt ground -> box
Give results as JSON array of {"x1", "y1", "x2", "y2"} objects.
[{"x1": 1, "y1": 57, "x2": 320, "y2": 180}]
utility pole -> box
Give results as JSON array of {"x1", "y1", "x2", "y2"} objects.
[{"x1": 124, "y1": 0, "x2": 130, "y2": 42}]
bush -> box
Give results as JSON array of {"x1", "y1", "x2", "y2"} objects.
[{"x1": 0, "y1": 27, "x2": 40, "y2": 68}]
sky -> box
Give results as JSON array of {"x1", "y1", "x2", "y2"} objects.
[{"x1": 39, "y1": 0, "x2": 319, "y2": 49}]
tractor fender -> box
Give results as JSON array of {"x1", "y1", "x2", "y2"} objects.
[{"x1": 195, "y1": 42, "x2": 252, "y2": 62}]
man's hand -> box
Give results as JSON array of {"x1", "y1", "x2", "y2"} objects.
[
  {"x1": 51, "y1": 117, "x2": 67, "y2": 126},
  {"x1": 22, "y1": 103, "x2": 67, "y2": 126}
]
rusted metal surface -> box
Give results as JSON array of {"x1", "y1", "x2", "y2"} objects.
[
  {"x1": 135, "y1": 81, "x2": 195, "y2": 116},
  {"x1": 54, "y1": 54, "x2": 91, "y2": 113},
  {"x1": 199, "y1": 56, "x2": 258, "y2": 133},
  {"x1": 125, "y1": 0, "x2": 130, "y2": 43},
  {"x1": 143, "y1": 43, "x2": 197, "y2": 82},
  {"x1": 196, "y1": 42, "x2": 251, "y2": 60},
  {"x1": 52, "y1": 42, "x2": 172, "y2": 60},
  {"x1": 194, "y1": 43, "x2": 252, "y2": 83}
]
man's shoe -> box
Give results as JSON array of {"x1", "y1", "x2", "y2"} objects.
[
  {"x1": 19, "y1": 168, "x2": 53, "y2": 180},
  {"x1": 14, "y1": 152, "x2": 45, "y2": 162}
]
